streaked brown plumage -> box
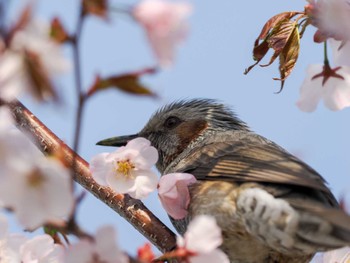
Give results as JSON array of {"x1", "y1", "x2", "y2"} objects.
[{"x1": 97, "y1": 99, "x2": 350, "y2": 263}]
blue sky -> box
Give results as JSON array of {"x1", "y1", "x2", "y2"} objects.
[{"x1": 7, "y1": 0, "x2": 350, "y2": 257}]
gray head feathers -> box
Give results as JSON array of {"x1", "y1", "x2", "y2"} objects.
[{"x1": 146, "y1": 99, "x2": 250, "y2": 132}]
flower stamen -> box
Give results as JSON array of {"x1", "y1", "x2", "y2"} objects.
[{"x1": 116, "y1": 160, "x2": 135, "y2": 178}]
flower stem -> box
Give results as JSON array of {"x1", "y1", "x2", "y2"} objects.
[{"x1": 323, "y1": 41, "x2": 329, "y2": 67}]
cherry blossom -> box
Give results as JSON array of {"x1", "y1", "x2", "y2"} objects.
[
  {"x1": 20, "y1": 235, "x2": 65, "y2": 263},
  {"x1": 0, "y1": 127, "x2": 74, "y2": 230},
  {"x1": 90, "y1": 137, "x2": 158, "y2": 199},
  {"x1": 133, "y1": 0, "x2": 192, "y2": 67},
  {"x1": 176, "y1": 215, "x2": 229, "y2": 263},
  {"x1": 65, "y1": 225, "x2": 128, "y2": 263},
  {"x1": 0, "y1": 214, "x2": 64, "y2": 263},
  {"x1": 0, "y1": 19, "x2": 69, "y2": 101},
  {"x1": 307, "y1": 0, "x2": 350, "y2": 41},
  {"x1": 0, "y1": 214, "x2": 26, "y2": 262},
  {"x1": 296, "y1": 64, "x2": 350, "y2": 112},
  {"x1": 330, "y1": 39, "x2": 350, "y2": 67},
  {"x1": 158, "y1": 173, "x2": 197, "y2": 219},
  {"x1": 311, "y1": 247, "x2": 350, "y2": 263}
]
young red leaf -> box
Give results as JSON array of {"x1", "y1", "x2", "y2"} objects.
[
  {"x1": 50, "y1": 18, "x2": 70, "y2": 44},
  {"x1": 258, "y1": 11, "x2": 301, "y2": 40},
  {"x1": 24, "y1": 50, "x2": 58, "y2": 102},
  {"x1": 7, "y1": 4, "x2": 32, "y2": 44},
  {"x1": 273, "y1": 23, "x2": 300, "y2": 91},
  {"x1": 82, "y1": 0, "x2": 108, "y2": 19},
  {"x1": 88, "y1": 68, "x2": 158, "y2": 98},
  {"x1": 261, "y1": 19, "x2": 296, "y2": 67}
]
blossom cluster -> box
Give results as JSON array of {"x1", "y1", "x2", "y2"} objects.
[{"x1": 298, "y1": 0, "x2": 350, "y2": 112}]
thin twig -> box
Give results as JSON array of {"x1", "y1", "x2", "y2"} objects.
[
  {"x1": 3, "y1": 99, "x2": 177, "y2": 253},
  {"x1": 71, "y1": 7, "x2": 86, "y2": 173}
]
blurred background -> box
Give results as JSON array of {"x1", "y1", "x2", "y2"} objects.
[{"x1": 6, "y1": 0, "x2": 350, "y2": 257}]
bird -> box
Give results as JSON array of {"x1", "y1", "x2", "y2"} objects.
[{"x1": 97, "y1": 99, "x2": 350, "y2": 263}]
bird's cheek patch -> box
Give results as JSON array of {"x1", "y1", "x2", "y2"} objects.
[{"x1": 176, "y1": 120, "x2": 208, "y2": 148}]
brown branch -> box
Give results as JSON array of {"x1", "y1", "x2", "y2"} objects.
[{"x1": 2, "y1": 99, "x2": 177, "y2": 253}]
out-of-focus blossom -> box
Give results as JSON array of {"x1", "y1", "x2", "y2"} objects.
[
  {"x1": 176, "y1": 215, "x2": 229, "y2": 263},
  {"x1": 0, "y1": 214, "x2": 64, "y2": 263},
  {"x1": 0, "y1": 105, "x2": 74, "y2": 229},
  {"x1": 0, "y1": 155, "x2": 74, "y2": 229},
  {"x1": 330, "y1": 39, "x2": 350, "y2": 67},
  {"x1": 0, "y1": 19, "x2": 69, "y2": 101},
  {"x1": 307, "y1": 0, "x2": 350, "y2": 41},
  {"x1": 90, "y1": 137, "x2": 158, "y2": 199},
  {"x1": 20, "y1": 234, "x2": 65, "y2": 263},
  {"x1": 311, "y1": 246, "x2": 350, "y2": 263},
  {"x1": 158, "y1": 173, "x2": 196, "y2": 219},
  {"x1": 296, "y1": 64, "x2": 350, "y2": 112},
  {"x1": 65, "y1": 225, "x2": 128, "y2": 263},
  {"x1": 133, "y1": 0, "x2": 192, "y2": 67},
  {"x1": 0, "y1": 214, "x2": 27, "y2": 262}
]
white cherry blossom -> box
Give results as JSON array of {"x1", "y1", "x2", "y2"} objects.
[
  {"x1": 65, "y1": 225, "x2": 128, "y2": 263},
  {"x1": 0, "y1": 19, "x2": 69, "y2": 101},
  {"x1": 177, "y1": 215, "x2": 229, "y2": 263},
  {"x1": 296, "y1": 64, "x2": 350, "y2": 112},
  {"x1": 90, "y1": 137, "x2": 158, "y2": 199}
]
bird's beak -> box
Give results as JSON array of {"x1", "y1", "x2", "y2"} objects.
[{"x1": 96, "y1": 134, "x2": 139, "y2": 147}]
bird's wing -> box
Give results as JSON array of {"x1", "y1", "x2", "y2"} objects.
[
  {"x1": 234, "y1": 186, "x2": 350, "y2": 253},
  {"x1": 177, "y1": 132, "x2": 337, "y2": 205}
]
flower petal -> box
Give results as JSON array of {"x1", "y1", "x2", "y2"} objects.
[
  {"x1": 296, "y1": 64, "x2": 324, "y2": 112},
  {"x1": 158, "y1": 173, "x2": 196, "y2": 219},
  {"x1": 90, "y1": 152, "x2": 112, "y2": 186},
  {"x1": 322, "y1": 66, "x2": 350, "y2": 111},
  {"x1": 130, "y1": 170, "x2": 158, "y2": 199},
  {"x1": 184, "y1": 215, "x2": 223, "y2": 254}
]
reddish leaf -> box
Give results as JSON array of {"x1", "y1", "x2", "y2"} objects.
[
  {"x1": 82, "y1": 0, "x2": 108, "y2": 19},
  {"x1": 50, "y1": 17, "x2": 70, "y2": 44},
  {"x1": 244, "y1": 40, "x2": 269, "y2": 74},
  {"x1": 7, "y1": 4, "x2": 32, "y2": 44},
  {"x1": 258, "y1": 11, "x2": 301, "y2": 40},
  {"x1": 261, "y1": 19, "x2": 296, "y2": 67},
  {"x1": 137, "y1": 243, "x2": 155, "y2": 263},
  {"x1": 88, "y1": 68, "x2": 158, "y2": 97},
  {"x1": 24, "y1": 50, "x2": 58, "y2": 102},
  {"x1": 273, "y1": 23, "x2": 300, "y2": 91}
]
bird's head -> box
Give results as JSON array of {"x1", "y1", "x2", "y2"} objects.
[{"x1": 97, "y1": 99, "x2": 249, "y2": 173}]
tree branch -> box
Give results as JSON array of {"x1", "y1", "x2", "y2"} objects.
[{"x1": 2, "y1": 99, "x2": 177, "y2": 253}]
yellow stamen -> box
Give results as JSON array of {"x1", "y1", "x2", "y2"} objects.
[{"x1": 116, "y1": 160, "x2": 135, "y2": 178}]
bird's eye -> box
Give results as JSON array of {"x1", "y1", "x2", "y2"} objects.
[{"x1": 164, "y1": 116, "x2": 181, "y2": 129}]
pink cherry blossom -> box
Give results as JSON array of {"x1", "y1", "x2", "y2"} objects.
[
  {"x1": 90, "y1": 137, "x2": 158, "y2": 199},
  {"x1": 158, "y1": 173, "x2": 197, "y2": 219},
  {"x1": 296, "y1": 64, "x2": 350, "y2": 112},
  {"x1": 65, "y1": 225, "x2": 128, "y2": 263},
  {"x1": 133, "y1": 0, "x2": 192, "y2": 67},
  {"x1": 307, "y1": 0, "x2": 350, "y2": 41},
  {"x1": 177, "y1": 215, "x2": 229, "y2": 263},
  {"x1": 311, "y1": 247, "x2": 350, "y2": 263}
]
